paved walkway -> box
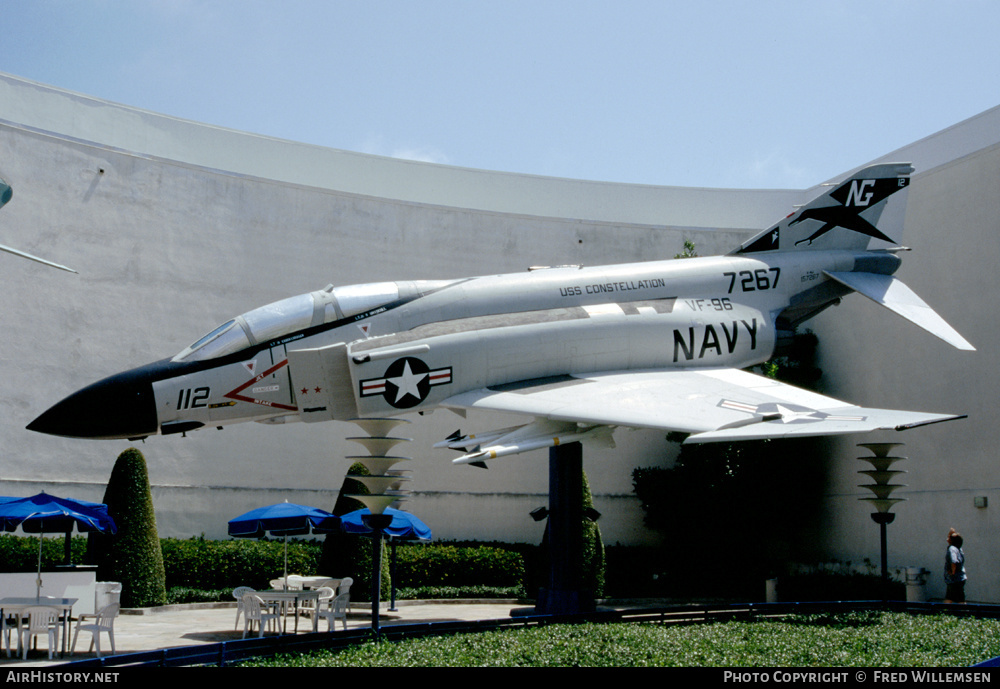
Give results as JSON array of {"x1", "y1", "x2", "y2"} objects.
[{"x1": 0, "y1": 600, "x2": 535, "y2": 667}]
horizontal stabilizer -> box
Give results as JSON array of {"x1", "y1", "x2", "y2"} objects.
[{"x1": 825, "y1": 271, "x2": 975, "y2": 351}]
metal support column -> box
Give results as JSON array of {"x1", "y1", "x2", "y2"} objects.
[
  {"x1": 535, "y1": 441, "x2": 594, "y2": 615},
  {"x1": 362, "y1": 513, "x2": 392, "y2": 635}
]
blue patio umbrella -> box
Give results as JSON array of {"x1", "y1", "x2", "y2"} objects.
[
  {"x1": 336, "y1": 508, "x2": 431, "y2": 540},
  {"x1": 0, "y1": 492, "x2": 117, "y2": 597},
  {"x1": 337, "y1": 507, "x2": 431, "y2": 611},
  {"x1": 228, "y1": 502, "x2": 338, "y2": 587}
]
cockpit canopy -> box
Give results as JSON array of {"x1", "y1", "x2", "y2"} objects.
[{"x1": 172, "y1": 280, "x2": 454, "y2": 362}]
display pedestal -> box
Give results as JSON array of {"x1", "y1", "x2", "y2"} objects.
[{"x1": 534, "y1": 441, "x2": 594, "y2": 615}]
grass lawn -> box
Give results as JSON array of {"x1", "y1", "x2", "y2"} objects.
[{"x1": 240, "y1": 611, "x2": 1000, "y2": 667}]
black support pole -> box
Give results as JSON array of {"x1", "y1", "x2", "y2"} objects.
[
  {"x1": 871, "y1": 512, "x2": 895, "y2": 602},
  {"x1": 370, "y1": 530, "x2": 382, "y2": 634},
  {"x1": 362, "y1": 513, "x2": 393, "y2": 635},
  {"x1": 535, "y1": 441, "x2": 594, "y2": 615}
]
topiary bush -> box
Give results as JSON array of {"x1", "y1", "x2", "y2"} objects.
[
  {"x1": 580, "y1": 471, "x2": 605, "y2": 597},
  {"x1": 319, "y1": 462, "x2": 391, "y2": 602},
  {"x1": 527, "y1": 467, "x2": 606, "y2": 600},
  {"x1": 90, "y1": 447, "x2": 167, "y2": 607}
]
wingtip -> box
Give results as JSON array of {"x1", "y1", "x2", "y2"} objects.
[{"x1": 894, "y1": 414, "x2": 968, "y2": 431}]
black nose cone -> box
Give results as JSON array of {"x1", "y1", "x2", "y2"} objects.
[{"x1": 28, "y1": 363, "x2": 161, "y2": 440}]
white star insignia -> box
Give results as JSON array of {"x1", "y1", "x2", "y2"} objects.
[
  {"x1": 773, "y1": 404, "x2": 822, "y2": 424},
  {"x1": 388, "y1": 361, "x2": 427, "y2": 404}
]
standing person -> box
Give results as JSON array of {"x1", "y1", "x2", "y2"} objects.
[{"x1": 944, "y1": 527, "x2": 967, "y2": 603}]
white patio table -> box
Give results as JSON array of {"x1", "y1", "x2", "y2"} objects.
[
  {"x1": 291, "y1": 576, "x2": 341, "y2": 590},
  {"x1": 255, "y1": 589, "x2": 320, "y2": 633},
  {"x1": 0, "y1": 596, "x2": 78, "y2": 657}
]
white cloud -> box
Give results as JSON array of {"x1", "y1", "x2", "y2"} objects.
[
  {"x1": 358, "y1": 135, "x2": 450, "y2": 166},
  {"x1": 388, "y1": 146, "x2": 451, "y2": 165}
]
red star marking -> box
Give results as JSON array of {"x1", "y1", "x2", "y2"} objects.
[
  {"x1": 300, "y1": 388, "x2": 308, "y2": 395},
  {"x1": 314, "y1": 386, "x2": 322, "y2": 393}
]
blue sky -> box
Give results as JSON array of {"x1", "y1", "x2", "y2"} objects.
[{"x1": 1, "y1": 1, "x2": 998, "y2": 189}]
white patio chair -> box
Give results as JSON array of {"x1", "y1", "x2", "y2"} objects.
[
  {"x1": 2, "y1": 612, "x2": 16, "y2": 658},
  {"x1": 71, "y1": 603, "x2": 119, "y2": 657},
  {"x1": 285, "y1": 575, "x2": 312, "y2": 617},
  {"x1": 18, "y1": 606, "x2": 59, "y2": 660},
  {"x1": 267, "y1": 579, "x2": 293, "y2": 619},
  {"x1": 317, "y1": 593, "x2": 349, "y2": 632},
  {"x1": 232, "y1": 586, "x2": 255, "y2": 630},
  {"x1": 76, "y1": 582, "x2": 122, "y2": 625},
  {"x1": 315, "y1": 586, "x2": 334, "y2": 605},
  {"x1": 241, "y1": 594, "x2": 280, "y2": 639},
  {"x1": 304, "y1": 586, "x2": 334, "y2": 619},
  {"x1": 337, "y1": 577, "x2": 353, "y2": 612}
]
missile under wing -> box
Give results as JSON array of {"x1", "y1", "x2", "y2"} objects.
[{"x1": 28, "y1": 163, "x2": 973, "y2": 463}]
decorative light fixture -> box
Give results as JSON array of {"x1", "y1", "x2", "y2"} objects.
[
  {"x1": 857, "y1": 442, "x2": 907, "y2": 599},
  {"x1": 344, "y1": 417, "x2": 412, "y2": 634}
]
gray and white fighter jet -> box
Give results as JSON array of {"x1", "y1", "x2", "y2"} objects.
[{"x1": 28, "y1": 163, "x2": 973, "y2": 463}]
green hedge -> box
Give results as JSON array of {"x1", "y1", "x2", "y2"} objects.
[
  {"x1": 159, "y1": 538, "x2": 526, "y2": 591},
  {"x1": 160, "y1": 537, "x2": 324, "y2": 591},
  {"x1": 391, "y1": 542, "x2": 525, "y2": 589},
  {"x1": 0, "y1": 534, "x2": 89, "y2": 571},
  {"x1": 2, "y1": 536, "x2": 903, "y2": 603},
  {"x1": 1, "y1": 535, "x2": 527, "y2": 594},
  {"x1": 394, "y1": 585, "x2": 525, "y2": 600},
  {"x1": 1, "y1": 535, "x2": 600, "y2": 603}
]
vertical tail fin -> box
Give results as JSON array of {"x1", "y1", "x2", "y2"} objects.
[{"x1": 735, "y1": 163, "x2": 914, "y2": 254}]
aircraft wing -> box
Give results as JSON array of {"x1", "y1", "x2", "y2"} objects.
[{"x1": 441, "y1": 367, "x2": 964, "y2": 448}]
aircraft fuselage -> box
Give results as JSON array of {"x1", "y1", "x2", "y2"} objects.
[{"x1": 27, "y1": 248, "x2": 882, "y2": 440}]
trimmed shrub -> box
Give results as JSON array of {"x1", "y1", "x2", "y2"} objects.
[
  {"x1": 580, "y1": 471, "x2": 605, "y2": 597},
  {"x1": 319, "y1": 462, "x2": 391, "y2": 602},
  {"x1": 527, "y1": 468, "x2": 606, "y2": 599},
  {"x1": 90, "y1": 448, "x2": 167, "y2": 607}
]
